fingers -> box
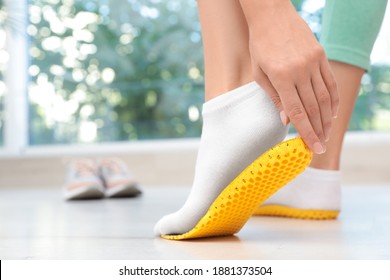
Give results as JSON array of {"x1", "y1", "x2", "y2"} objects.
[
  {"x1": 254, "y1": 66, "x2": 327, "y2": 152},
  {"x1": 320, "y1": 58, "x2": 339, "y2": 118},
  {"x1": 253, "y1": 67, "x2": 284, "y2": 111},
  {"x1": 253, "y1": 67, "x2": 291, "y2": 126},
  {"x1": 252, "y1": 56, "x2": 336, "y2": 155},
  {"x1": 296, "y1": 79, "x2": 326, "y2": 144},
  {"x1": 276, "y1": 83, "x2": 325, "y2": 154},
  {"x1": 311, "y1": 72, "x2": 333, "y2": 141}
]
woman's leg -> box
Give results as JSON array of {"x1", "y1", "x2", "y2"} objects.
[
  {"x1": 257, "y1": 0, "x2": 387, "y2": 219},
  {"x1": 312, "y1": 0, "x2": 387, "y2": 169},
  {"x1": 310, "y1": 61, "x2": 364, "y2": 170},
  {"x1": 198, "y1": 0, "x2": 252, "y2": 99},
  {"x1": 154, "y1": 0, "x2": 289, "y2": 236},
  {"x1": 256, "y1": 61, "x2": 364, "y2": 219}
]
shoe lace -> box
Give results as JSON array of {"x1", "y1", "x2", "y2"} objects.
[
  {"x1": 100, "y1": 158, "x2": 127, "y2": 176},
  {"x1": 73, "y1": 160, "x2": 97, "y2": 177}
]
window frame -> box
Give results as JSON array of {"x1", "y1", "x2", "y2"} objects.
[{"x1": 1, "y1": 0, "x2": 29, "y2": 156}]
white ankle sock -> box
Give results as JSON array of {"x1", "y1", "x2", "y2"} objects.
[
  {"x1": 263, "y1": 167, "x2": 341, "y2": 210},
  {"x1": 154, "y1": 82, "x2": 288, "y2": 236}
]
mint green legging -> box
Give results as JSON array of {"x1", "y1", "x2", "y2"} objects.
[{"x1": 293, "y1": 0, "x2": 388, "y2": 71}]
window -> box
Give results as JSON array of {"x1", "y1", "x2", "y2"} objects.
[
  {"x1": 0, "y1": 0, "x2": 389, "y2": 153},
  {"x1": 28, "y1": 0, "x2": 203, "y2": 145}
]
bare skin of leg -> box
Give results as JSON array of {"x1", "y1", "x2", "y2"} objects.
[
  {"x1": 198, "y1": 0, "x2": 364, "y2": 171},
  {"x1": 198, "y1": 0, "x2": 252, "y2": 101},
  {"x1": 310, "y1": 61, "x2": 365, "y2": 170}
]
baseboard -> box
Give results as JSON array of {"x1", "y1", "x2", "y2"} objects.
[{"x1": 0, "y1": 132, "x2": 389, "y2": 188}]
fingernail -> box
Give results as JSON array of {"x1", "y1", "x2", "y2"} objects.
[
  {"x1": 280, "y1": 111, "x2": 288, "y2": 126},
  {"x1": 313, "y1": 142, "x2": 325, "y2": 154}
]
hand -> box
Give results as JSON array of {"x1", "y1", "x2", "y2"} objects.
[{"x1": 239, "y1": 0, "x2": 339, "y2": 154}]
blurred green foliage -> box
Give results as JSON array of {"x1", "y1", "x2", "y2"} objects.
[
  {"x1": 0, "y1": 0, "x2": 389, "y2": 146},
  {"x1": 353, "y1": 66, "x2": 390, "y2": 130},
  {"x1": 29, "y1": 0, "x2": 204, "y2": 144}
]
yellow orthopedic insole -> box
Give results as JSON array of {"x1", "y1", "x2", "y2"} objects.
[
  {"x1": 161, "y1": 137, "x2": 312, "y2": 240},
  {"x1": 253, "y1": 205, "x2": 339, "y2": 220}
]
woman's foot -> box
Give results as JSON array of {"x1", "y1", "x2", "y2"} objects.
[{"x1": 154, "y1": 82, "x2": 289, "y2": 236}]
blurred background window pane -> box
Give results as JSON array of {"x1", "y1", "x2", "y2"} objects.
[
  {"x1": 28, "y1": 0, "x2": 204, "y2": 145},
  {"x1": 23, "y1": 0, "x2": 390, "y2": 145}
]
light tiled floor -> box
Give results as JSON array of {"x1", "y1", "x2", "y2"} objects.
[{"x1": 0, "y1": 185, "x2": 389, "y2": 259}]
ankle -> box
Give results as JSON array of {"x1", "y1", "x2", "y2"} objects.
[
  {"x1": 204, "y1": 49, "x2": 253, "y2": 101},
  {"x1": 310, "y1": 154, "x2": 340, "y2": 170},
  {"x1": 205, "y1": 72, "x2": 253, "y2": 101}
]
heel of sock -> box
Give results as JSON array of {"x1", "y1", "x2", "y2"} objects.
[{"x1": 253, "y1": 205, "x2": 340, "y2": 220}]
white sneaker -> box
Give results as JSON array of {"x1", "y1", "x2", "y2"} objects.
[
  {"x1": 63, "y1": 159, "x2": 105, "y2": 200},
  {"x1": 98, "y1": 158, "x2": 141, "y2": 198}
]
